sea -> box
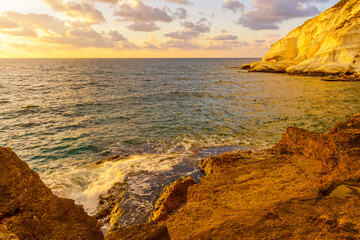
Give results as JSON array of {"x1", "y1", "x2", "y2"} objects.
[{"x1": 1, "y1": 58, "x2": 359, "y2": 229}]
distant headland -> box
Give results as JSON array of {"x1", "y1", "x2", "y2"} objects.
[{"x1": 242, "y1": 0, "x2": 360, "y2": 81}]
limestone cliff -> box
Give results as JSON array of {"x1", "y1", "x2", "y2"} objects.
[{"x1": 247, "y1": 0, "x2": 360, "y2": 76}]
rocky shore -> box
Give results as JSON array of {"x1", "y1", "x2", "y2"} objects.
[
  {"x1": 1, "y1": 112, "x2": 360, "y2": 239},
  {"x1": 242, "y1": 0, "x2": 360, "y2": 80}
]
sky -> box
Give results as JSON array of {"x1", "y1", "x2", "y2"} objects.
[{"x1": 0, "y1": 0, "x2": 338, "y2": 58}]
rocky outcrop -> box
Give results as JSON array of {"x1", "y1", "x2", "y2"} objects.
[
  {"x1": 0, "y1": 146, "x2": 104, "y2": 240},
  {"x1": 273, "y1": 113, "x2": 360, "y2": 173},
  {"x1": 245, "y1": 0, "x2": 360, "y2": 77},
  {"x1": 136, "y1": 113, "x2": 360, "y2": 239},
  {"x1": 148, "y1": 176, "x2": 196, "y2": 222},
  {"x1": 105, "y1": 222, "x2": 170, "y2": 240}
]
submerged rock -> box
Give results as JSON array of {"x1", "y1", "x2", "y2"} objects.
[
  {"x1": 247, "y1": 0, "x2": 360, "y2": 77},
  {"x1": 0, "y1": 146, "x2": 103, "y2": 240}
]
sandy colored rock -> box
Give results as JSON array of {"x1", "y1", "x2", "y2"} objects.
[
  {"x1": 247, "y1": 0, "x2": 360, "y2": 76},
  {"x1": 240, "y1": 64, "x2": 251, "y2": 69},
  {"x1": 0, "y1": 146, "x2": 104, "y2": 240},
  {"x1": 148, "y1": 176, "x2": 196, "y2": 222},
  {"x1": 161, "y1": 113, "x2": 360, "y2": 239}
]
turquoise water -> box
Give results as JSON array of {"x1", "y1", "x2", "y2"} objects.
[{"x1": 1, "y1": 58, "x2": 359, "y2": 227}]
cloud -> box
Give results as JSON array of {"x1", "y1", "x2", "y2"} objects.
[
  {"x1": 161, "y1": 39, "x2": 201, "y2": 49},
  {"x1": 0, "y1": 15, "x2": 19, "y2": 29},
  {"x1": 43, "y1": 0, "x2": 65, "y2": 12},
  {"x1": 223, "y1": 0, "x2": 244, "y2": 13},
  {"x1": 65, "y1": 2, "x2": 105, "y2": 24},
  {"x1": 127, "y1": 22, "x2": 160, "y2": 32},
  {"x1": 0, "y1": 11, "x2": 137, "y2": 50},
  {"x1": 210, "y1": 34, "x2": 238, "y2": 41},
  {"x1": 43, "y1": 0, "x2": 106, "y2": 25},
  {"x1": 173, "y1": 8, "x2": 188, "y2": 19},
  {"x1": 109, "y1": 30, "x2": 126, "y2": 41},
  {"x1": 165, "y1": 19, "x2": 211, "y2": 39},
  {"x1": 164, "y1": 0, "x2": 192, "y2": 5},
  {"x1": 238, "y1": 0, "x2": 328, "y2": 30},
  {"x1": 0, "y1": 28, "x2": 37, "y2": 37},
  {"x1": 205, "y1": 39, "x2": 249, "y2": 50},
  {"x1": 2, "y1": 11, "x2": 68, "y2": 35},
  {"x1": 115, "y1": 0, "x2": 172, "y2": 23}
]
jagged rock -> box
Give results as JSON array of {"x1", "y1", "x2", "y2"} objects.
[
  {"x1": 105, "y1": 222, "x2": 170, "y2": 240},
  {"x1": 162, "y1": 113, "x2": 360, "y2": 239},
  {"x1": 148, "y1": 176, "x2": 196, "y2": 222},
  {"x1": 0, "y1": 146, "x2": 104, "y2": 240},
  {"x1": 272, "y1": 113, "x2": 360, "y2": 173},
  {"x1": 247, "y1": 0, "x2": 360, "y2": 76}
]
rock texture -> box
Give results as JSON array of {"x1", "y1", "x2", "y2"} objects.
[
  {"x1": 105, "y1": 222, "x2": 170, "y2": 240},
  {"x1": 246, "y1": 0, "x2": 360, "y2": 76},
  {"x1": 136, "y1": 113, "x2": 360, "y2": 239},
  {"x1": 148, "y1": 176, "x2": 196, "y2": 222},
  {"x1": 0, "y1": 146, "x2": 104, "y2": 240}
]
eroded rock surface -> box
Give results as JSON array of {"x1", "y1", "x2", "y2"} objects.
[
  {"x1": 0, "y1": 146, "x2": 104, "y2": 240},
  {"x1": 138, "y1": 113, "x2": 360, "y2": 239},
  {"x1": 246, "y1": 0, "x2": 360, "y2": 77}
]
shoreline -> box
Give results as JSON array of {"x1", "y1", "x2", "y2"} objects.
[
  {"x1": 241, "y1": 64, "x2": 360, "y2": 82},
  {"x1": 2, "y1": 112, "x2": 360, "y2": 239}
]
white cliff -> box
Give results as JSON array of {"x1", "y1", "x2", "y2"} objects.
[{"x1": 247, "y1": 0, "x2": 360, "y2": 76}]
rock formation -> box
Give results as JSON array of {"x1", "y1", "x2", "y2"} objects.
[
  {"x1": 0, "y1": 146, "x2": 104, "y2": 240},
  {"x1": 105, "y1": 222, "x2": 170, "y2": 240},
  {"x1": 148, "y1": 176, "x2": 196, "y2": 222},
  {"x1": 245, "y1": 0, "x2": 360, "y2": 76},
  {"x1": 139, "y1": 113, "x2": 360, "y2": 239}
]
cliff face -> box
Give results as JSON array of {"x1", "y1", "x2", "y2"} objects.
[
  {"x1": 248, "y1": 0, "x2": 360, "y2": 75},
  {"x1": 0, "y1": 146, "x2": 104, "y2": 240}
]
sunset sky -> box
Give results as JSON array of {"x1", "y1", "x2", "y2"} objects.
[{"x1": 0, "y1": 0, "x2": 338, "y2": 58}]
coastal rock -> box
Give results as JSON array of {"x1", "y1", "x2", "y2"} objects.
[
  {"x1": 148, "y1": 176, "x2": 196, "y2": 222},
  {"x1": 247, "y1": 0, "x2": 360, "y2": 76},
  {"x1": 0, "y1": 146, "x2": 104, "y2": 240},
  {"x1": 240, "y1": 64, "x2": 251, "y2": 69},
  {"x1": 105, "y1": 222, "x2": 170, "y2": 240},
  {"x1": 273, "y1": 113, "x2": 360, "y2": 173},
  {"x1": 161, "y1": 113, "x2": 360, "y2": 239}
]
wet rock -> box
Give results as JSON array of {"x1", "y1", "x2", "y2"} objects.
[
  {"x1": 0, "y1": 146, "x2": 104, "y2": 240},
  {"x1": 105, "y1": 222, "x2": 170, "y2": 240},
  {"x1": 148, "y1": 176, "x2": 196, "y2": 222},
  {"x1": 96, "y1": 182, "x2": 128, "y2": 231}
]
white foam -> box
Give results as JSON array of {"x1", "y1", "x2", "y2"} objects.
[{"x1": 41, "y1": 153, "x2": 184, "y2": 216}]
